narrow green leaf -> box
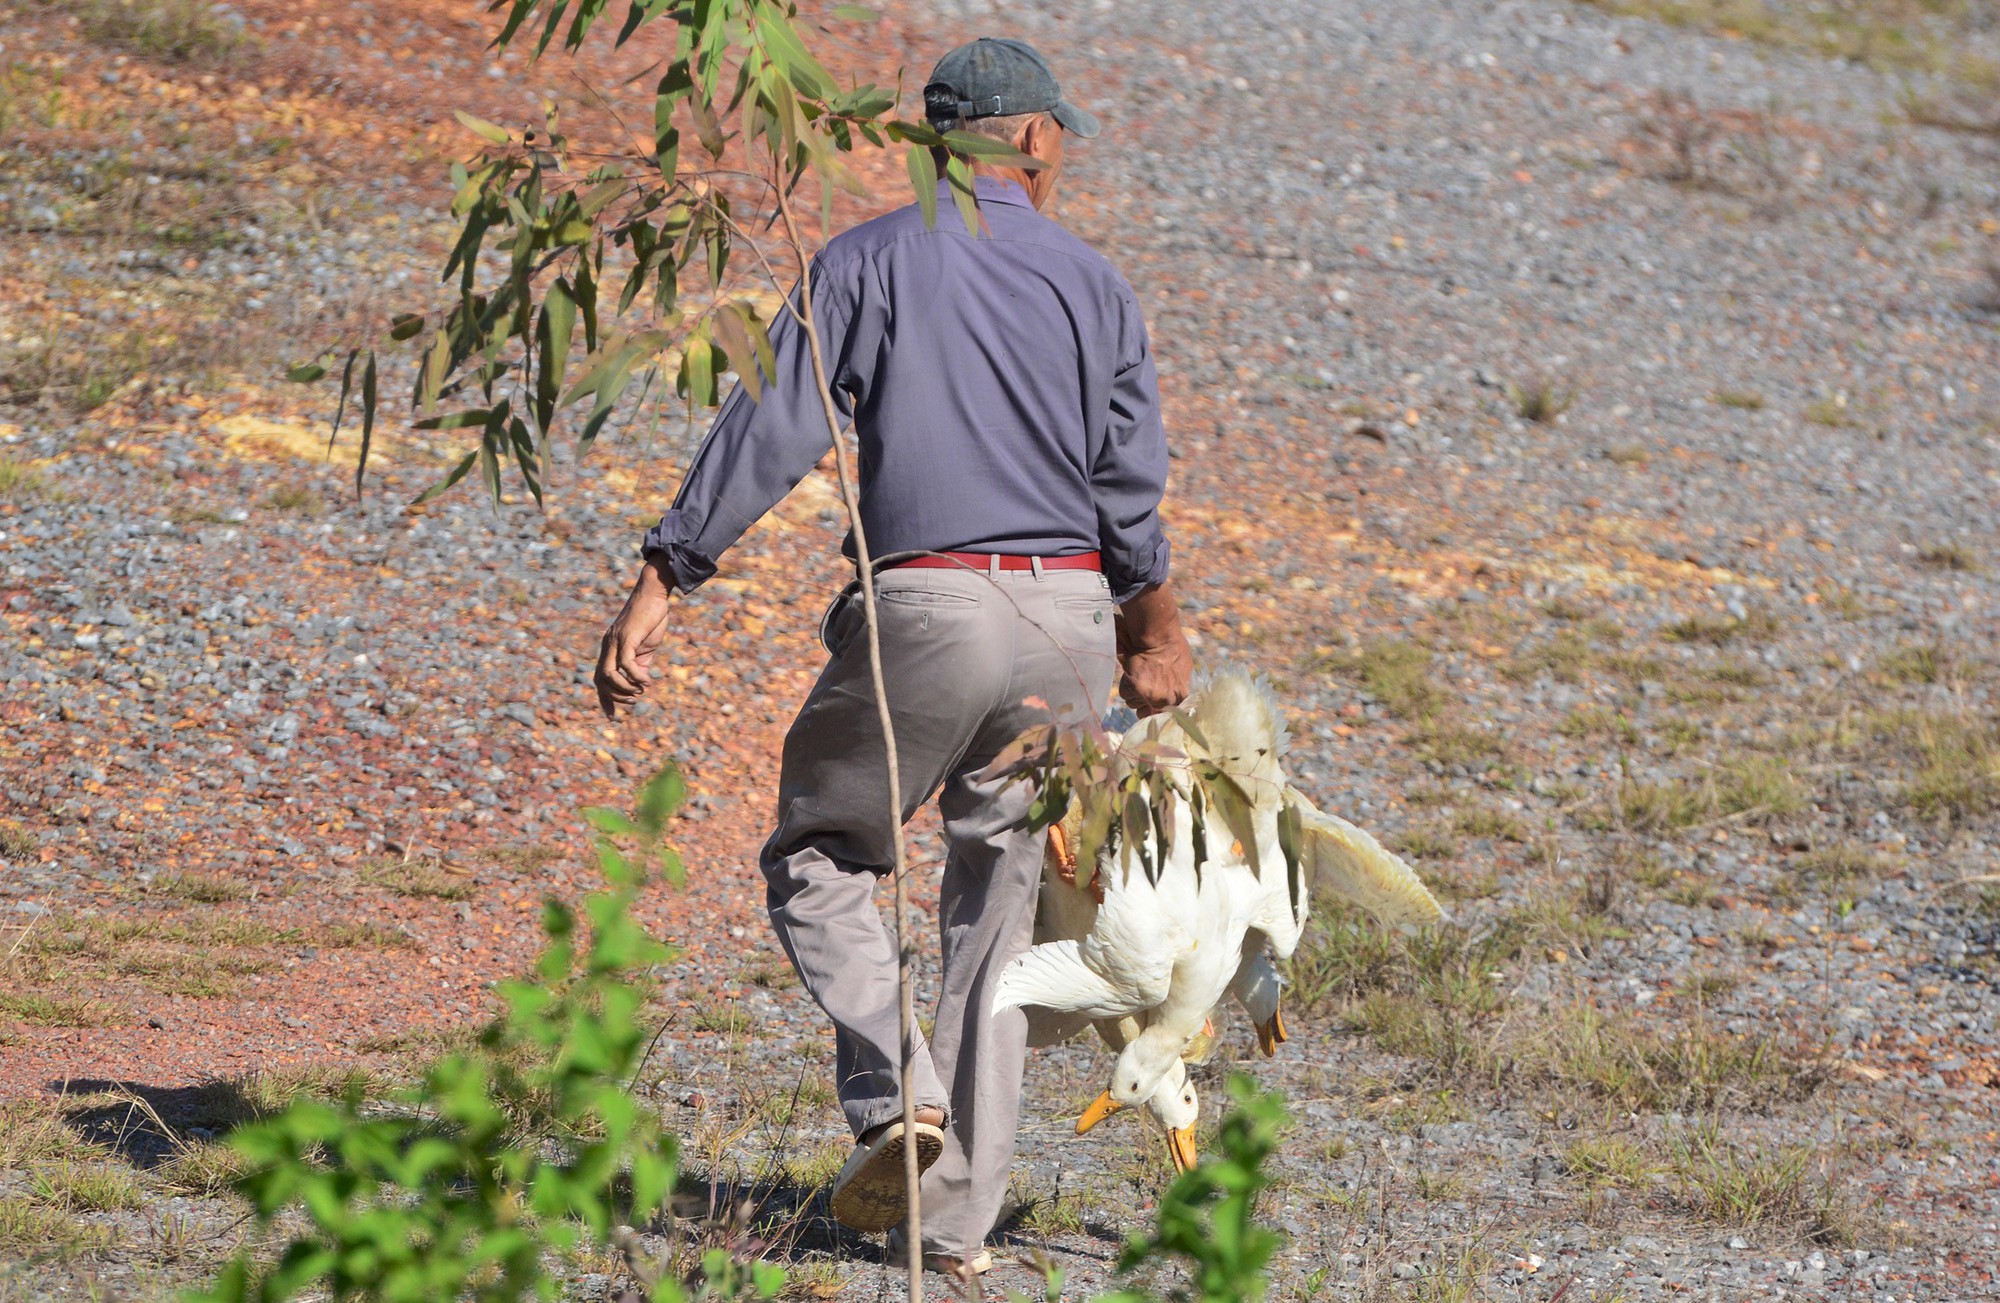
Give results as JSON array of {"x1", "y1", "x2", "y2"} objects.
[
  {"x1": 326, "y1": 349, "x2": 359, "y2": 456},
  {"x1": 945, "y1": 154, "x2": 981, "y2": 237},
  {"x1": 906, "y1": 144, "x2": 938, "y2": 229},
  {"x1": 830, "y1": 3, "x2": 877, "y2": 20},
  {"x1": 688, "y1": 89, "x2": 725, "y2": 158},
  {"x1": 941, "y1": 129, "x2": 1048, "y2": 168},
  {"x1": 755, "y1": 11, "x2": 835, "y2": 100},
  {"x1": 388, "y1": 313, "x2": 426, "y2": 341},
  {"x1": 453, "y1": 109, "x2": 512, "y2": 145},
  {"x1": 354, "y1": 352, "x2": 377, "y2": 497},
  {"x1": 636, "y1": 763, "x2": 687, "y2": 835},
  {"x1": 285, "y1": 361, "x2": 327, "y2": 383},
  {"x1": 412, "y1": 450, "x2": 479, "y2": 505},
  {"x1": 581, "y1": 807, "x2": 639, "y2": 836},
  {"x1": 682, "y1": 334, "x2": 716, "y2": 407},
  {"x1": 575, "y1": 254, "x2": 600, "y2": 353},
  {"x1": 479, "y1": 417, "x2": 504, "y2": 508},
  {"x1": 710, "y1": 302, "x2": 760, "y2": 402}
]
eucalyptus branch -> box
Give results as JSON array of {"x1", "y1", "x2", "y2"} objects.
[{"x1": 771, "y1": 159, "x2": 925, "y2": 1303}]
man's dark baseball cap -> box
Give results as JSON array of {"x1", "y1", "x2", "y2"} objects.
[{"x1": 924, "y1": 37, "x2": 1100, "y2": 138}]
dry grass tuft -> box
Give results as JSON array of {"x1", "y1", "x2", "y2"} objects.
[
  {"x1": 151, "y1": 871, "x2": 251, "y2": 903},
  {"x1": 0, "y1": 990, "x2": 114, "y2": 1027},
  {"x1": 28, "y1": 1161, "x2": 143, "y2": 1212},
  {"x1": 1668, "y1": 1126, "x2": 1855, "y2": 1245},
  {"x1": 68, "y1": 0, "x2": 260, "y2": 64},
  {"x1": 360, "y1": 856, "x2": 476, "y2": 901},
  {"x1": 1916, "y1": 542, "x2": 1980, "y2": 573},
  {"x1": 0, "y1": 819, "x2": 38, "y2": 859},
  {"x1": 0, "y1": 1194, "x2": 116, "y2": 1257},
  {"x1": 1507, "y1": 375, "x2": 1578, "y2": 423},
  {"x1": 1663, "y1": 609, "x2": 1780, "y2": 645},
  {"x1": 262, "y1": 482, "x2": 327, "y2": 517},
  {"x1": 0, "y1": 458, "x2": 50, "y2": 500},
  {"x1": 1314, "y1": 638, "x2": 1445, "y2": 720}
]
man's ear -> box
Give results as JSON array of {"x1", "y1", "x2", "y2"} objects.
[{"x1": 1020, "y1": 112, "x2": 1060, "y2": 163}]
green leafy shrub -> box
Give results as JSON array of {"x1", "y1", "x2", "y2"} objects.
[
  {"x1": 1096, "y1": 1077, "x2": 1286, "y2": 1303},
  {"x1": 192, "y1": 767, "x2": 709, "y2": 1303}
]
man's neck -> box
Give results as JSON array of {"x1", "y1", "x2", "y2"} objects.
[{"x1": 971, "y1": 163, "x2": 1039, "y2": 207}]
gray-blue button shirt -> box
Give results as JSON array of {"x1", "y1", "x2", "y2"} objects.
[{"x1": 641, "y1": 176, "x2": 1171, "y2": 602}]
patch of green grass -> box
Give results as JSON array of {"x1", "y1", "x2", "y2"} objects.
[
  {"x1": 29, "y1": 1161, "x2": 143, "y2": 1212},
  {"x1": 1874, "y1": 641, "x2": 1957, "y2": 686},
  {"x1": 262, "y1": 483, "x2": 326, "y2": 517},
  {"x1": 1544, "y1": 1006, "x2": 1821, "y2": 1113},
  {"x1": 1394, "y1": 825, "x2": 1461, "y2": 861},
  {"x1": 0, "y1": 1194, "x2": 115, "y2": 1257},
  {"x1": 485, "y1": 843, "x2": 565, "y2": 873},
  {"x1": 315, "y1": 921, "x2": 416, "y2": 950},
  {"x1": 1711, "y1": 755, "x2": 1809, "y2": 820},
  {"x1": 1713, "y1": 390, "x2": 1765, "y2": 410},
  {"x1": 0, "y1": 820, "x2": 37, "y2": 860},
  {"x1": 1658, "y1": 718, "x2": 1706, "y2": 754},
  {"x1": 1452, "y1": 807, "x2": 1529, "y2": 843},
  {"x1": 151, "y1": 871, "x2": 250, "y2": 903},
  {"x1": 745, "y1": 961, "x2": 799, "y2": 991},
  {"x1": 1612, "y1": 780, "x2": 1709, "y2": 832},
  {"x1": 1409, "y1": 719, "x2": 1505, "y2": 768},
  {"x1": 70, "y1": 0, "x2": 259, "y2": 64},
  {"x1": 1560, "y1": 704, "x2": 1639, "y2": 744},
  {"x1": 1012, "y1": 1185, "x2": 1086, "y2": 1238},
  {"x1": 1916, "y1": 542, "x2": 1980, "y2": 573},
  {"x1": 1505, "y1": 630, "x2": 1602, "y2": 685},
  {"x1": 1795, "y1": 841, "x2": 1896, "y2": 888},
  {"x1": 157, "y1": 1141, "x2": 249, "y2": 1197},
  {"x1": 0, "y1": 1101, "x2": 105, "y2": 1168},
  {"x1": 1316, "y1": 638, "x2": 1446, "y2": 720},
  {"x1": 360, "y1": 857, "x2": 476, "y2": 901},
  {"x1": 691, "y1": 1002, "x2": 752, "y2": 1038},
  {"x1": 0, "y1": 458, "x2": 49, "y2": 500},
  {"x1": 1668, "y1": 1125, "x2": 1854, "y2": 1244},
  {"x1": 1663, "y1": 609, "x2": 1780, "y2": 645},
  {"x1": 0, "y1": 991, "x2": 112, "y2": 1027},
  {"x1": 1804, "y1": 396, "x2": 1852, "y2": 427},
  {"x1": 1563, "y1": 1134, "x2": 1659, "y2": 1188},
  {"x1": 1508, "y1": 376, "x2": 1579, "y2": 424}
]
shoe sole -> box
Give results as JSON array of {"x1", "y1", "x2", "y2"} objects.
[{"x1": 829, "y1": 1122, "x2": 945, "y2": 1233}]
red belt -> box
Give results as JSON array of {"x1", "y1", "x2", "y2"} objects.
[{"x1": 879, "y1": 550, "x2": 1101, "y2": 573}]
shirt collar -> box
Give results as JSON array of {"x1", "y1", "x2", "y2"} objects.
[{"x1": 933, "y1": 175, "x2": 1035, "y2": 210}]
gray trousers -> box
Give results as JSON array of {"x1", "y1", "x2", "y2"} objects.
[{"x1": 760, "y1": 562, "x2": 1117, "y2": 1255}]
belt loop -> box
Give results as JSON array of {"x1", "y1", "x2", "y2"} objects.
[
  {"x1": 1030, "y1": 555, "x2": 1045, "y2": 581},
  {"x1": 987, "y1": 553, "x2": 1000, "y2": 581}
]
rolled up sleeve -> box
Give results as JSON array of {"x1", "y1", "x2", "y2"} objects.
[
  {"x1": 1093, "y1": 301, "x2": 1172, "y2": 603},
  {"x1": 640, "y1": 264, "x2": 858, "y2": 592}
]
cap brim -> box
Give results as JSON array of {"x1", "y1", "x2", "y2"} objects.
[{"x1": 1052, "y1": 100, "x2": 1100, "y2": 139}]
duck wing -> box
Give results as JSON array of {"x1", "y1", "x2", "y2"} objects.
[
  {"x1": 994, "y1": 939, "x2": 1155, "y2": 1019},
  {"x1": 1287, "y1": 792, "x2": 1445, "y2": 927}
]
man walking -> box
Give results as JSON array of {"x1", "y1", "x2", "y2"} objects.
[{"x1": 594, "y1": 37, "x2": 1191, "y2": 1277}]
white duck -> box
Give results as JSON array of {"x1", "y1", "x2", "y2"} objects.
[
  {"x1": 996, "y1": 672, "x2": 1292, "y2": 1138},
  {"x1": 1026, "y1": 809, "x2": 1214, "y2": 1172},
  {"x1": 1005, "y1": 670, "x2": 1448, "y2": 1160}
]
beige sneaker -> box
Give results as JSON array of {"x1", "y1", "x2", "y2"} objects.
[
  {"x1": 887, "y1": 1228, "x2": 993, "y2": 1279},
  {"x1": 827, "y1": 1120, "x2": 945, "y2": 1233}
]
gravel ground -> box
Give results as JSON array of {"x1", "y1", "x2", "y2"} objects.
[{"x1": 3, "y1": 0, "x2": 1999, "y2": 1299}]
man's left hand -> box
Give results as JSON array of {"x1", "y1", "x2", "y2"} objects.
[{"x1": 595, "y1": 558, "x2": 675, "y2": 719}]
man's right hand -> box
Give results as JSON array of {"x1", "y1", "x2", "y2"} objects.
[
  {"x1": 1115, "y1": 581, "x2": 1193, "y2": 716},
  {"x1": 595, "y1": 558, "x2": 676, "y2": 719}
]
